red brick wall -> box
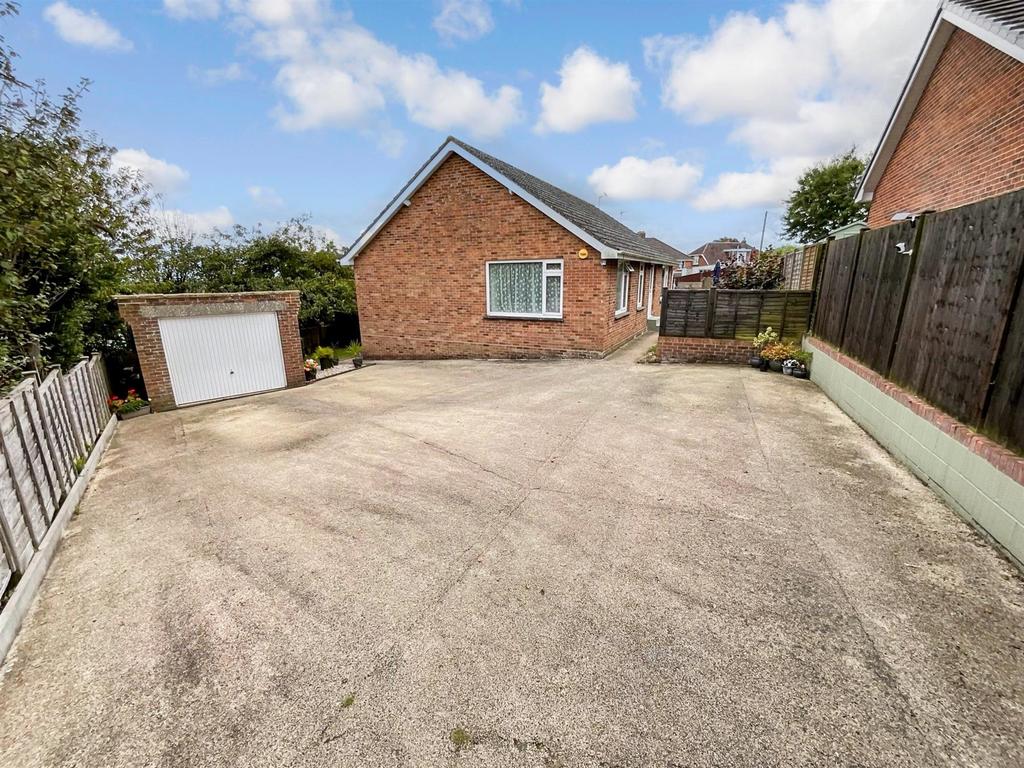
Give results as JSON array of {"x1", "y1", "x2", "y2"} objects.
[
  {"x1": 868, "y1": 29, "x2": 1024, "y2": 228},
  {"x1": 354, "y1": 154, "x2": 652, "y2": 359},
  {"x1": 116, "y1": 291, "x2": 304, "y2": 411},
  {"x1": 656, "y1": 335, "x2": 753, "y2": 365}
]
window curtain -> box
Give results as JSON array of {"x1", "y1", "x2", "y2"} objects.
[{"x1": 489, "y1": 262, "x2": 543, "y2": 313}]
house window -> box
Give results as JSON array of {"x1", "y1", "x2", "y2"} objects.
[
  {"x1": 487, "y1": 259, "x2": 563, "y2": 318},
  {"x1": 616, "y1": 261, "x2": 631, "y2": 316},
  {"x1": 636, "y1": 264, "x2": 646, "y2": 309}
]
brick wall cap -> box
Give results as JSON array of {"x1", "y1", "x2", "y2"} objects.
[{"x1": 115, "y1": 290, "x2": 300, "y2": 303}]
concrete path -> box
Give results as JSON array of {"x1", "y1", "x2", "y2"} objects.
[{"x1": 1, "y1": 333, "x2": 1022, "y2": 767}]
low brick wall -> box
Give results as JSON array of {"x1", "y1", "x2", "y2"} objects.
[
  {"x1": 116, "y1": 291, "x2": 305, "y2": 411},
  {"x1": 656, "y1": 335, "x2": 753, "y2": 364},
  {"x1": 806, "y1": 336, "x2": 1024, "y2": 568}
]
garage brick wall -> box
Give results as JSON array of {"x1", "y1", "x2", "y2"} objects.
[
  {"x1": 116, "y1": 291, "x2": 304, "y2": 411},
  {"x1": 867, "y1": 29, "x2": 1024, "y2": 228},
  {"x1": 354, "y1": 154, "x2": 655, "y2": 359}
]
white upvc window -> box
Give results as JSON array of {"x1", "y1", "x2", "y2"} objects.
[
  {"x1": 486, "y1": 259, "x2": 563, "y2": 319},
  {"x1": 616, "y1": 261, "x2": 632, "y2": 316},
  {"x1": 636, "y1": 264, "x2": 646, "y2": 309}
]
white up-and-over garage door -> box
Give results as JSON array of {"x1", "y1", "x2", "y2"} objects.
[{"x1": 158, "y1": 313, "x2": 288, "y2": 406}]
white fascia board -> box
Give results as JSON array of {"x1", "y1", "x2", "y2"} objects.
[
  {"x1": 342, "y1": 141, "x2": 615, "y2": 264},
  {"x1": 856, "y1": 11, "x2": 951, "y2": 203}
]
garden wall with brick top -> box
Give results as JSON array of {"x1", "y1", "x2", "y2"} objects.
[
  {"x1": 656, "y1": 336, "x2": 752, "y2": 365},
  {"x1": 806, "y1": 336, "x2": 1024, "y2": 569}
]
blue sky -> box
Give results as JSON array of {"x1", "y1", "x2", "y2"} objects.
[{"x1": 12, "y1": 0, "x2": 936, "y2": 251}]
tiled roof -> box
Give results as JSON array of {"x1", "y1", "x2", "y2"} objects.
[
  {"x1": 689, "y1": 239, "x2": 757, "y2": 265},
  {"x1": 450, "y1": 139, "x2": 674, "y2": 263},
  {"x1": 945, "y1": 0, "x2": 1024, "y2": 51}
]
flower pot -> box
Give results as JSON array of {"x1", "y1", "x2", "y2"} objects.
[
  {"x1": 352, "y1": 355, "x2": 364, "y2": 369},
  {"x1": 792, "y1": 367, "x2": 809, "y2": 379},
  {"x1": 768, "y1": 360, "x2": 783, "y2": 372},
  {"x1": 759, "y1": 359, "x2": 770, "y2": 372},
  {"x1": 117, "y1": 405, "x2": 150, "y2": 420},
  {"x1": 319, "y1": 357, "x2": 336, "y2": 371},
  {"x1": 782, "y1": 363, "x2": 794, "y2": 376},
  {"x1": 304, "y1": 369, "x2": 317, "y2": 381},
  {"x1": 748, "y1": 354, "x2": 763, "y2": 368}
]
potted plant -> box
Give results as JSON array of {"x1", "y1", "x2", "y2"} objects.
[
  {"x1": 304, "y1": 358, "x2": 319, "y2": 381},
  {"x1": 750, "y1": 327, "x2": 778, "y2": 368},
  {"x1": 107, "y1": 390, "x2": 150, "y2": 420},
  {"x1": 761, "y1": 342, "x2": 797, "y2": 372},
  {"x1": 313, "y1": 346, "x2": 337, "y2": 371},
  {"x1": 352, "y1": 354, "x2": 364, "y2": 369},
  {"x1": 784, "y1": 349, "x2": 812, "y2": 378}
]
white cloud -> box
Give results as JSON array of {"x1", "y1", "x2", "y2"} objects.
[
  {"x1": 312, "y1": 224, "x2": 342, "y2": 246},
  {"x1": 263, "y1": 22, "x2": 523, "y2": 137},
  {"x1": 227, "y1": 0, "x2": 325, "y2": 27},
  {"x1": 43, "y1": 2, "x2": 133, "y2": 52},
  {"x1": 164, "y1": 0, "x2": 221, "y2": 19},
  {"x1": 536, "y1": 47, "x2": 639, "y2": 134},
  {"x1": 247, "y1": 185, "x2": 285, "y2": 207},
  {"x1": 188, "y1": 62, "x2": 246, "y2": 85},
  {"x1": 433, "y1": 0, "x2": 494, "y2": 43},
  {"x1": 111, "y1": 149, "x2": 190, "y2": 196},
  {"x1": 156, "y1": 206, "x2": 234, "y2": 235},
  {"x1": 692, "y1": 157, "x2": 814, "y2": 211},
  {"x1": 646, "y1": 0, "x2": 935, "y2": 210},
  {"x1": 588, "y1": 156, "x2": 701, "y2": 201}
]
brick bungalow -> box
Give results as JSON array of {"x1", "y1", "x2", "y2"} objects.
[
  {"x1": 857, "y1": 0, "x2": 1024, "y2": 227},
  {"x1": 342, "y1": 138, "x2": 678, "y2": 359}
]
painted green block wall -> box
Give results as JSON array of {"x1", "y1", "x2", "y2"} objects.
[{"x1": 806, "y1": 342, "x2": 1024, "y2": 568}]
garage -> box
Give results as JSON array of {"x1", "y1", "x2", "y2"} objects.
[{"x1": 115, "y1": 291, "x2": 306, "y2": 411}]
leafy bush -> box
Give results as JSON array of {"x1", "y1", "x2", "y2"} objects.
[
  {"x1": 761, "y1": 342, "x2": 800, "y2": 361},
  {"x1": 753, "y1": 327, "x2": 779, "y2": 351}
]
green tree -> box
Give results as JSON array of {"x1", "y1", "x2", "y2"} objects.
[
  {"x1": 781, "y1": 151, "x2": 869, "y2": 244},
  {"x1": 129, "y1": 217, "x2": 356, "y2": 330},
  {"x1": 0, "y1": 2, "x2": 153, "y2": 389},
  {"x1": 718, "y1": 247, "x2": 788, "y2": 290}
]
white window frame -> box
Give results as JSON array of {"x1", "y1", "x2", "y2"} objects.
[
  {"x1": 616, "y1": 261, "x2": 631, "y2": 317},
  {"x1": 485, "y1": 258, "x2": 564, "y2": 319},
  {"x1": 636, "y1": 264, "x2": 646, "y2": 309}
]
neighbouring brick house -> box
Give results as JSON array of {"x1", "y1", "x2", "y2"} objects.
[
  {"x1": 673, "y1": 238, "x2": 758, "y2": 288},
  {"x1": 342, "y1": 138, "x2": 677, "y2": 359},
  {"x1": 858, "y1": 0, "x2": 1024, "y2": 227}
]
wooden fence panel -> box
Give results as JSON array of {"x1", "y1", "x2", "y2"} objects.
[
  {"x1": 665, "y1": 289, "x2": 813, "y2": 341},
  {"x1": 812, "y1": 234, "x2": 861, "y2": 346},
  {"x1": 840, "y1": 221, "x2": 916, "y2": 372},
  {"x1": 663, "y1": 290, "x2": 709, "y2": 337},
  {"x1": 985, "y1": 275, "x2": 1024, "y2": 453},
  {"x1": 890, "y1": 190, "x2": 1024, "y2": 424},
  {"x1": 0, "y1": 355, "x2": 111, "y2": 591}
]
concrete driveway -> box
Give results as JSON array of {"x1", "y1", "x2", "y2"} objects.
[{"x1": 1, "y1": 335, "x2": 1022, "y2": 767}]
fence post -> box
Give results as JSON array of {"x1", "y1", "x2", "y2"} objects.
[
  {"x1": 780, "y1": 291, "x2": 790, "y2": 340},
  {"x1": 659, "y1": 288, "x2": 669, "y2": 335},
  {"x1": 807, "y1": 240, "x2": 829, "y2": 333},
  {"x1": 705, "y1": 288, "x2": 717, "y2": 337},
  {"x1": 0, "y1": 496, "x2": 26, "y2": 574},
  {"x1": 884, "y1": 214, "x2": 928, "y2": 378}
]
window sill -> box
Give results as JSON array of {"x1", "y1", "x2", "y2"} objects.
[
  {"x1": 614, "y1": 309, "x2": 629, "y2": 319},
  {"x1": 485, "y1": 313, "x2": 563, "y2": 322}
]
